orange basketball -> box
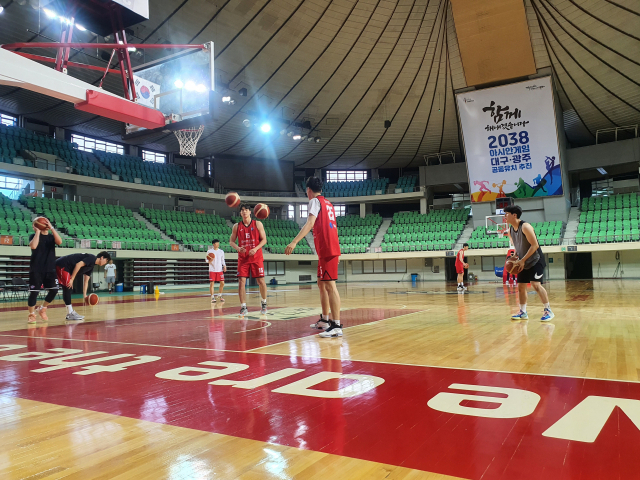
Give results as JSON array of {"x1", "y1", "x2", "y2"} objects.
[
  {"x1": 225, "y1": 192, "x2": 241, "y2": 208},
  {"x1": 87, "y1": 293, "x2": 99, "y2": 306},
  {"x1": 253, "y1": 203, "x2": 270, "y2": 220},
  {"x1": 207, "y1": 252, "x2": 215, "y2": 262},
  {"x1": 33, "y1": 216, "x2": 49, "y2": 231},
  {"x1": 506, "y1": 260, "x2": 523, "y2": 275}
]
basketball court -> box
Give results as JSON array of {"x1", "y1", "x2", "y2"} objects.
[
  {"x1": 2, "y1": 279, "x2": 639, "y2": 479},
  {"x1": 0, "y1": 0, "x2": 639, "y2": 478}
]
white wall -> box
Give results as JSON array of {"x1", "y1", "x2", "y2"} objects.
[
  {"x1": 344, "y1": 257, "x2": 446, "y2": 282},
  {"x1": 592, "y1": 250, "x2": 640, "y2": 278}
]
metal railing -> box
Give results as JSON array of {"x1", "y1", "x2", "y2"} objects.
[
  {"x1": 595, "y1": 125, "x2": 638, "y2": 144},
  {"x1": 423, "y1": 151, "x2": 458, "y2": 165}
]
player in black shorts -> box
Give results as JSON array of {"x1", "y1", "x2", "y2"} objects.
[
  {"x1": 55, "y1": 252, "x2": 111, "y2": 321},
  {"x1": 28, "y1": 218, "x2": 62, "y2": 323}
]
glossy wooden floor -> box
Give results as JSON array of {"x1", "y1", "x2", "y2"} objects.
[{"x1": 0, "y1": 279, "x2": 638, "y2": 479}]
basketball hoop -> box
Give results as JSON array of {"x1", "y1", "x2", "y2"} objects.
[
  {"x1": 486, "y1": 215, "x2": 508, "y2": 236},
  {"x1": 173, "y1": 125, "x2": 204, "y2": 156}
]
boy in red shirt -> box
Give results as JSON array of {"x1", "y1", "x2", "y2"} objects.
[
  {"x1": 286, "y1": 176, "x2": 342, "y2": 337},
  {"x1": 456, "y1": 243, "x2": 469, "y2": 291},
  {"x1": 230, "y1": 204, "x2": 268, "y2": 315}
]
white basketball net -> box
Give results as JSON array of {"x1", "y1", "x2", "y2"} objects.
[{"x1": 173, "y1": 126, "x2": 204, "y2": 156}]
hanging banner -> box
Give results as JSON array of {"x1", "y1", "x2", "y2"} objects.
[{"x1": 457, "y1": 76, "x2": 563, "y2": 203}]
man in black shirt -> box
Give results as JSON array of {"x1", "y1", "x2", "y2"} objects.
[
  {"x1": 28, "y1": 218, "x2": 62, "y2": 323},
  {"x1": 55, "y1": 251, "x2": 110, "y2": 321}
]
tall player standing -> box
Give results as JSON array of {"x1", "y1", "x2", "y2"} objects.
[
  {"x1": 230, "y1": 204, "x2": 268, "y2": 315},
  {"x1": 456, "y1": 243, "x2": 469, "y2": 291},
  {"x1": 286, "y1": 176, "x2": 342, "y2": 338},
  {"x1": 27, "y1": 218, "x2": 62, "y2": 323}
]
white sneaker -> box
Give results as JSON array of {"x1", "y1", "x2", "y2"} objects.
[
  {"x1": 65, "y1": 311, "x2": 84, "y2": 321},
  {"x1": 260, "y1": 302, "x2": 267, "y2": 315},
  {"x1": 239, "y1": 306, "x2": 248, "y2": 316},
  {"x1": 319, "y1": 322, "x2": 343, "y2": 338},
  {"x1": 311, "y1": 316, "x2": 330, "y2": 330},
  {"x1": 211, "y1": 296, "x2": 217, "y2": 303},
  {"x1": 219, "y1": 296, "x2": 225, "y2": 303}
]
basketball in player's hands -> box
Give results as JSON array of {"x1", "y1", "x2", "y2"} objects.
[
  {"x1": 207, "y1": 252, "x2": 215, "y2": 263},
  {"x1": 225, "y1": 192, "x2": 241, "y2": 208},
  {"x1": 86, "y1": 293, "x2": 99, "y2": 306},
  {"x1": 254, "y1": 203, "x2": 270, "y2": 220},
  {"x1": 506, "y1": 260, "x2": 523, "y2": 275},
  {"x1": 33, "y1": 217, "x2": 49, "y2": 231}
]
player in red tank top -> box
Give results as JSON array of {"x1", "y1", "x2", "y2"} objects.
[
  {"x1": 230, "y1": 204, "x2": 268, "y2": 316},
  {"x1": 286, "y1": 176, "x2": 343, "y2": 338}
]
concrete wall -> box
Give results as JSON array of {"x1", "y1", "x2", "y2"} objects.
[
  {"x1": 420, "y1": 163, "x2": 468, "y2": 187},
  {"x1": 345, "y1": 257, "x2": 446, "y2": 282},
  {"x1": 566, "y1": 137, "x2": 640, "y2": 172}
]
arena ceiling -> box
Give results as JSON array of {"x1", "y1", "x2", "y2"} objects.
[{"x1": 0, "y1": 0, "x2": 638, "y2": 170}]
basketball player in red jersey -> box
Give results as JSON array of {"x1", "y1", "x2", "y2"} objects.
[
  {"x1": 286, "y1": 176, "x2": 342, "y2": 338},
  {"x1": 230, "y1": 204, "x2": 268, "y2": 316},
  {"x1": 456, "y1": 243, "x2": 469, "y2": 291}
]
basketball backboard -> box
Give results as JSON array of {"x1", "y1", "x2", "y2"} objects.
[{"x1": 124, "y1": 41, "x2": 216, "y2": 138}]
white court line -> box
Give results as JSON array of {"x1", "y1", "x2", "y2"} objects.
[
  {"x1": 234, "y1": 321, "x2": 271, "y2": 334},
  {"x1": 2, "y1": 327, "x2": 638, "y2": 384},
  {"x1": 245, "y1": 309, "x2": 432, "y2": 351},
  {"x1": 0, "y1": 334, "x2": 244, "y2": 353}
]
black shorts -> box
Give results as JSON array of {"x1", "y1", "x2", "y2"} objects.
[
  {"x1": 517, "y1": 258, "x2": 545, "y2": 284},
  {"x1": 28, "y1": 271, "x2": 59, "y2": 292}
]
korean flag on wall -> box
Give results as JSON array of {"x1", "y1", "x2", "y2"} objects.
[{"x1": 133, "y1": 76, "x2": 160, "y2": 109}]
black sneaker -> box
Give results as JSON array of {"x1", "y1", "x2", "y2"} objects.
[
  {"x1": 310, "y1": 315, "x2": 330, "y2": 330},
  {"x1": 319, "y1": 321, "x2": 343, "y2": 338}
]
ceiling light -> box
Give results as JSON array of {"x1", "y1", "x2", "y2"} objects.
[
  {"x1": 127, "y1": 47, "x2": 136, "y2": 52},
  {"x1": 0, "y1": 7, "x2": 4, "y2": 14},
  {"x1": 43, "y1": 8, "x2": 57, "y2": 18},
  {"x1": 239, "y1": 88, "x2": 247, "y2": 97},
  {"x1": 307, "y1": 137, "x2": 314, "y2": 142},
  {"x1": 597, "y1": 167, "x2": 607, "y2": 175},
  {"x1": 174, "y1": 80, "x2": 184, "y2": 89},
  {"x1": 76, "y1": 24, "x2": 86, "y2": 31},
  {"x1": 195, "y1": 84, "x2": 207, "y2": 93},
  {"x1": 185, "y1": 81, "x2": 196, "y2": 91},
  {"x1": 287, "y1": 131, "x2": 293, "y2": 137},
  {"x1": 292, "y1": 135, "x2": 302, "y2": 141},
  {"x1": 260, "y1": 123, "x2": 271, "y2": 133},
  {"x1": 280, "y1": 129, "x2": 287, "y2": 135},
  {"x1": 242, "y1": 119, "x2": 251, "y2": 128},
  {"x1": 222, "y1": 96, "x2": 231, "y2": 103},
  {"x1": 314, "y1": 137, "x2": 321, "y2": 143}
]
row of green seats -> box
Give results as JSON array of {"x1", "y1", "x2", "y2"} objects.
[
  {"x1": 468, "y1": 238, "x2": 510, "y2": 249},
  {"x1": 381, "y1": 242, "x2": 455, "y2": 252},
  {"x1": 270, "y1": 245, "x2": 312, "y2": 254},
  {"x1": 384, "y1": 231, "x2": 459, "y2": 243},
  {"x1": 339, "y1": 225, "x2": 378, "y2": 236},
  {"x1": 388, "y1": 222, "x2": 464, "y2": 234},
  {"x1": 340, "y1": 235, "x2": 374, "y2": 246},
  {"x1": 581, "y1": 193, "x2": 638, "y2": 211},
  {"x1": 143, "y1": 208, "x2": 226, "y2": 224},
  {"x1": 340, "y1": 245, "x2": 368, "y2": 253},
  {"x1": 159, "y1": 222, "x2": 230, "y2": 234},
  {"x1": 393, "y1": 210, "x2": 468, "y2": 224},
  {"x1": 577, "y1": 230, "x2": 640, "y2": 244},
  {"x1": 336, "y1": 214, "x2": 382, "y2": 227}
]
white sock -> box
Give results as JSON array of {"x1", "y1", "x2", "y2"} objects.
[
  {"x1": 520, "y1": 304, "x2": 527, "y2": 313},
  {"x1": 241, "y1": 303, "x2": 246, "y2": 308},
  {"x1": 261, "y1": 298, "x2": 267, "y2": 304},
  {"x1": 66, "y1": 305, "x2": 73, "y2": 314},
  {"x1": 334, "y1": 320, "x2": 341, "y2": 326},
  {"x1": 544, "y1": 303, "x2": 550, "y2": 309},
  {"x1": 322, "y1": 314, "x2": 329, "y2": 321}
]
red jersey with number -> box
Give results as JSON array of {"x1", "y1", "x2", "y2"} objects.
[
  {"x1": 455, "y1": 249, "x2": 465, "y2": 268},
  {"x1": 313, "y1": 196, "x2": 341, "y2": 259},
  {"x1": 237, "y1": 220, "x2": 263, "y2": 264}
]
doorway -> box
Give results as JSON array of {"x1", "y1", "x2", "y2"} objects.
[
  {"x1": 565, "y1": 253, "x2": 593, "y2": 279},
  {"x1": 445, "y1": 257, "x2": 467, "y2": 282}
]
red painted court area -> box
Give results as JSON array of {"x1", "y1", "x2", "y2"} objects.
[
  {"x1": 1, "y1": 336, "x2": 640, "y2": 480},
  {"x1": 1, "y1": 307, "x2": 415, "y2": 351}
]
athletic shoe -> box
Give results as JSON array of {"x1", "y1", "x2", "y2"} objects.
[
  {"x1": 219, "y1": 296, "x2": 225, "y2": 303},
  {"x1": 65, "y1": 311, "x2": 84, "y2": 321},
  {"x1": 36, "y1": 306, "x2": 48, "y2": 321},
  {"x1": 211, "y1": 296, "x2": 217, "y2": 303},
  {"x1": 261, "y1": 302, "x2": 267, "y2": 315},
  {"x1": 239, "y1": 306, "x2": 248, "y2": 316},
  {"x1": 27, "y1": 312, "x2": 37, "y2": 324},
  {"x1": 457, "y1": 285, "x2": 463, "y2": 291},
  {"x1": 510, "y1": 310, "x2": 528, "y2": 320},
  {"x1": 319, "y1": 321, "x2": 343, "y2": 338},
  {"x1": 311, "y1": 316, "x2": 330, "y2": 330},
  {"x1": 540, "y1": 308, "x2": 554, "y2": 322}
]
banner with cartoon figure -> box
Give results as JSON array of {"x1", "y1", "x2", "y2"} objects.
[{"x1": 457, "y1": 76, "x2": 563, "y2": 203}]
